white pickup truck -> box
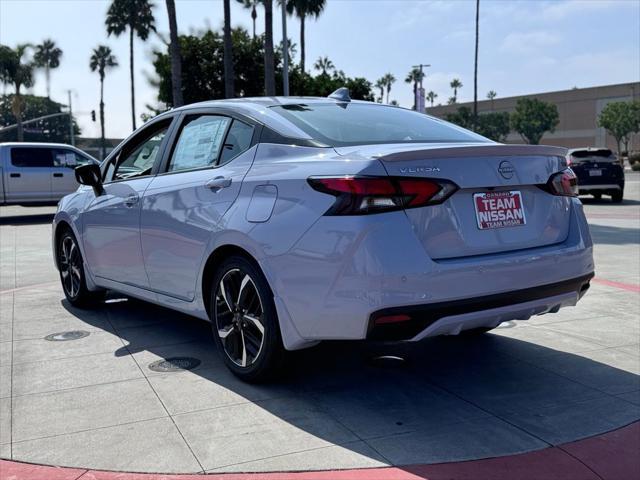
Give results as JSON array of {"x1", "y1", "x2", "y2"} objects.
[{"x1": 0, "y1": 143, "x2": 98, "y2": 205}]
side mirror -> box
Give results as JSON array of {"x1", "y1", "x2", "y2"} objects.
[{"x1": 75, "y1": 163, "x2": 103, "y2": 195}]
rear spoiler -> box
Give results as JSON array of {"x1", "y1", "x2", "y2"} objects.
[{"x1": 379, "y1": 144, "x2": 568, "y2": 162}]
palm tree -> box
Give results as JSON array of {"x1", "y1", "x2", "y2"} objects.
[
  {"x1": 263, "y1": 0, "x2": 276, "y2": 95},
  {"x1": 105, "y1": 0, "x2": 156, "y2": 131},
  {"x1": 426, "y1": 90, "x2": 437, "y2": 107},
  {"x1": 473, "y1": 0, "x2": 480, "y2": 127},
  {"x1": 450, "y1": 78, "x2": 462, "y2": 103},
  {"x1": 381, "y1": 72, "x2": 396, "y2": 104},
  {"x1": 90, "y1": 46, "x2": 118, "y2": 160},
  {"x1": 0, "y1": 44, "x2": 34, "y2": 142},
  {"x1": 284, "y1": 0, "x2": 326, "y2": 73},
  {"x1": 237, "y1": 0, "x2": 259, "y2": 39},
  {"x1": 487, "y1": 90, "x2": 497, "y2": 110},
  {"x1": 313, "y1": 56, "x2": 334, "y2": 75},
  {"x1": 223, "y1": 0, "x2": 235, "y2": 98},
  {"x1": 33, "y1": 39, "x2": 62, "y2": 99},
  {"x1": 374, "y1": 78, "x2": 384, "y2": 103},
  {"x1": 405, "y1": 67, "x2": 424, "y2": 110},
  {"x1": 165, "y1": 0, "x2": 183, "y2": 107}
]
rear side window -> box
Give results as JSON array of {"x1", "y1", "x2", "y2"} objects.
[
  {"x1": 219, "y1": 120, "x2": 254, "y2": 165},
  {"x1": 270, "y1": 103, "x2": 489, "y2": 147},
  {"x1": 168, "y1": 115, "x2": 231, "y2": 172},
  {"x1": 10, "y1": 148, "x2": 54, "y2": 167}
]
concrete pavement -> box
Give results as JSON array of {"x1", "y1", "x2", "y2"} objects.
[{"x1": 0, "y1": 175, "x2": 638, "y2": 474}]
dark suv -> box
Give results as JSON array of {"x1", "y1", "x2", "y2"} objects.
[{"x1": 568, "y1": 148, "x2": 624, "y2": 203}]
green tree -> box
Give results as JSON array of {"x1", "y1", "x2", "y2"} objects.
[
  {"x1": 473, "y1": 0, "x2": 479, "y2": 123},
  {"x1": 405, "y1": 67, "x2": 424, "y2": 110},
  {"x1": 450, "y1": 78, "x2": 462, "y2": 103},
  {"x1": 33, "y1": 39, "x2": 62, "y2": 99},
  {"x1": 0, "y1": 94, "x2": 79, "y2": 143},
  {"x1": 0, "y1": 44, "x2": 35, "y2": 141},
  {"x1": 381, "y1": 72, "x2": 395, "y2": 104},
  {"x1": 598, "y1": 101, "x2": 640, "y2": 156},
  {"x1": 223, "y1": 0, "x2": 235, "y2": 98},
  {"x1": 90, "y1": 46, "x2": 118, "y2": 160},
  {"x1": 313, "y1": 56, "x2": 334, "y2": 75},
  {"x1": 165, "y1": 0, "x2": 183, "y2": 107},
  {"x1": 374, "y1": 78, "x2": 384, "y2": 103},
  {"x1": 426, "y1": 90, "x2": 437, "y2": 107},
  {"x1": 510, "y1": 97, "x2": 559, "y2": 144},
  {"x1": 284, "y1": 0, "x2": 325, "y2": 73},
  {"x1": 445, "y1": 106, "x2": 510, "y2": 142},
  {"x1": 237, "y1": 0, "x2": 260, "y2": 39},
  {"x1": 263, "y1": 0, "x2": 276, "y2": 95},
  {"x1": 487, "y1": 89, "x2": 496, "y2": 110},
  {"x1": 106, "y1": 0, "x2": 156, "y2": 130}
]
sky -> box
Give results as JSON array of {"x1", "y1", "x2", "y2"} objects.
[{"x1": 1, "y1": 0, "x2": 639, "y2": 139}]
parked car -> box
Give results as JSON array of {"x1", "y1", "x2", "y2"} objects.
[
  {"x1": 0, "y1": 142, "x2": 98, "y2": 205},
  {"x1": 52, "y1": 93, "x2": 594, "y2": 381},
  {"x1": 568, "y1": 147, "x2": 624, "y2": 203}
]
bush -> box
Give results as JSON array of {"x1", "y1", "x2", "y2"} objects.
[
  {"x1": 628, "y1": 152, "x2": 640, "y2": 165},
  {"x1": 631, "y1": 162, "x2": 640, "y2": 171}
]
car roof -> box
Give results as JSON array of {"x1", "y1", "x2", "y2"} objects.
[{"x1": 0, "y1": 142, "x2": 84, "y2": 148}]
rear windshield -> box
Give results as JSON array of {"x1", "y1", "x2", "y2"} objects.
[
  {"x1": 570, "y1": 149, "x2": 617, "y2": 162},
  {"x1": 270, "y1": 103, "x2": 490, "y2": 147}
]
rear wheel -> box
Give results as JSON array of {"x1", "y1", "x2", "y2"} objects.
[
  {"x1": 57, "y1": 229, "x2": 103, "y2": 307},
  {"x1": 611, "y1": 190, "x2": 623, "y2": 203},
  {"x1": 592, "y1": 192, "x2": 602, "y2": 200},
  {"x1": 210, "y1": 255, "x2": 285, "y2": 382}
]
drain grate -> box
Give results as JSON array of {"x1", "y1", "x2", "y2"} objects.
[
  {"x1": 148, "y1": 357, "x2": 201, "y2": 373},
  {"x1": 44, "y1": 330, "x2": 90, "y2": 341}
]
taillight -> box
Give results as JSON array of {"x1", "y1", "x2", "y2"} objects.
[
  {"x1": 545, "y1": 168, "x2": 578, "y2": 197},
  {"x1": 307, "y1": 176, "x2": 458, "y2": 215}
]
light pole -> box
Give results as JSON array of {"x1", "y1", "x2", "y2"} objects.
[
  {"x1": 281, "y1": 0, "x2": 290, "y2": 96},
  {"x1": 412, "y1": 63, "x2": 430, "y2": 113}
]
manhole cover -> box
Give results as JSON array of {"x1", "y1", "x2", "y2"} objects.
[
  {"x1": 44, "y1": 330, "x2": 90, "y2": 341},
  {"x1": 148, "y1": 357, "x2": 201, "y2": 373}
]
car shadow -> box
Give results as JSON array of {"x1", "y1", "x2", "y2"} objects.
[
  {"x1": 60, "y1": 294, "x2": 640, "y2": 471},
  {"x1": 0, "y1": 213, "x2": 55, "y2": 226},
  {"x1": 589, "y1": 224, "x2": 640, "y2": 245},
  {"x1": 580, "y1": 196, "x2": 640, "y2": 206}
]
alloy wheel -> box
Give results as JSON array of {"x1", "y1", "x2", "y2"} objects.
[
  {"x1": 59, "y1": 236, "x2": 82, "y2": 298},
  {"x1": 214, "y1": 268, "x2": 266, "y2": 367}
]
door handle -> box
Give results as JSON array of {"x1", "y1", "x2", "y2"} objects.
[
  {"x1": 205, "y1": 176, "x2": 232, "y2": 191},
  {"x1": 9, "y1": 173, "x2": 20, "y2": 178},
  {"x1": 124, "y1": 194, "x2": 139, "y2": 207},
  {"x1": 53, "y1": 173, "x2": 64, "y2": 178}
]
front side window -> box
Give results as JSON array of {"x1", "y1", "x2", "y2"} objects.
[
  {"x1": 105, "y1": 120, "x2": 171, "y2": 182},
  {"x1": 168, "y1": 115, "x2": 231, "y2": 172},
  {"x1": 270, "y1": 103, "x2": 490, "y2": 147},
  {"x1": 10, "y1": 148, "x2": 54, "y2": 168}
]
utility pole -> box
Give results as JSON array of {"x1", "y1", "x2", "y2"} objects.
[
  {"x1": 281, "y1": 0, "x2": 289, "y2": 96},
  {"x1": 67, "y1": 90, "x2": 75, "y2": 146},
  {"x1": 412, "y1": 63, "x2": 430, "y2": 113}
]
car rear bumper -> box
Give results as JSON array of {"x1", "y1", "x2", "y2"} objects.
[
  {"x1": 267, "y1": 198, "x2": 594, "y2": 348},
  {"x1": 367, "y1": 273, "x2": 593, "y2": 341},
  {"x1": 579, "y1": 184, "x2": 623, "y2": 192}
]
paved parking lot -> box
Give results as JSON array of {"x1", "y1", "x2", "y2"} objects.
[{"x1": 0, "y1": 175, "x2": 639, "y2": 474}]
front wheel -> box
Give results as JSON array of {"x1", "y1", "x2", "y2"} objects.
[
  {"x1": 210, "y1": 255, "x2": 285, "y2": 382},
  {"x1": 57, "y1": 229, "x2": 103, "y2": 307}
]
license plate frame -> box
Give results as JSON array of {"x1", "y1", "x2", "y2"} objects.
[
  {"x1": 473, "y1": 190, "x2": 526, "y2": 230},
  {"x1": 589, "y1": 169, "x2": 603, "y2": 176}
]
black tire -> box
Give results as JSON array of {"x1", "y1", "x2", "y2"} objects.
[
  {"x1": 209, "y1": 255, "x2": 285, "y2": 382},
  {"x1": 56, "y1": 229, "x2": 104, "y2": 308},
  {"x1": 611, "y1": 190, "x2": 623, "y2": 203},
  {"x1": 592, "y1": 192, "x2": 602, "y2": 200}
]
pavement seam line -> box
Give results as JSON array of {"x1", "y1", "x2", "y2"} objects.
[
  {"x1": 10, "y1": 226, "x2": 16, "y2": 458},
  {"x1": 556, "y1": 445, "x2": 606, "y2": 480},
  {"x1": 104, "y1": 307, "x2": 207, "y2": 474}
]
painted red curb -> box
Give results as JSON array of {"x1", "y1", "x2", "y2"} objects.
[
  {"x1": 592, "y1": 277, "x2": 640, "y2": 293},
  {"x1": 1, "y1": 422, "x2": 638, "y2": 480}
]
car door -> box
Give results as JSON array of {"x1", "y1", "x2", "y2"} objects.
[
  {"x1": 51, "y1": 148, "x2": 95, "y2": 200},
  {"x1": 81, "y1": 117, "x2": 175, "y2": 288},
  {"x1": 140, "y1": 112, "x2": 258, "y2": 301},
  {"x1": 5, "y1": 147, "x2": 54, "y2": 203}
]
